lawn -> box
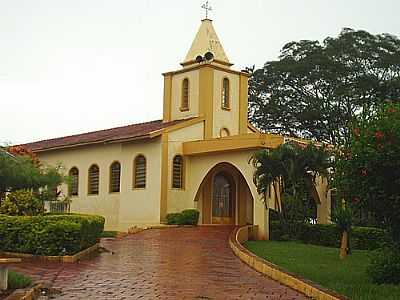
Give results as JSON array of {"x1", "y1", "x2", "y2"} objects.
[
  {"x1": 245, "y1": 241, "x2": 400, "y2": 300},
  {"x1": 8, "y1": 271, "x2": 31, "y2": 290}
]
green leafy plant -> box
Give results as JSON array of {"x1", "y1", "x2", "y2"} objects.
[
  {"x1": 331, "y1": 205, "x2": 353, "y2": 259},
  {"x1": 367, "y1": 247, "x2": 400, "y2": 284},
  {"x1": 0, "y1": 214, "x2": 105, "y2": 255},
  {"x1": 250, "y1": 142, "x2": 332, "y2": 230},
  {"x1": 166, "y1": 209, "x2": 199, "y2": 225},
  {"x1": 335, "y1": 103, "x2": 400, "y2": 246},
  {"x1": 0, "y1": 189, "x2": 44, "y2": 216},
  {"x1": 270, "y1": 221, "x2": 387, "y2": 251}
]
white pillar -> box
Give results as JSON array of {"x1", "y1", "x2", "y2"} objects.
[{"x1": 0, "y1": 267, "x2": 8, "y2": 291}]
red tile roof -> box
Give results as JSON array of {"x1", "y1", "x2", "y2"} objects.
[{"x1": 24, "y1": 119, "x2": 187, "y2": 152}]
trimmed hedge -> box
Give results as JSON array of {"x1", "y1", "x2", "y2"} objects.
[
  {"x1": 0, "y1": 214, "x2": 105, "y2": 256},
  {"x1": 270, "y1": 221, "x2": 388, "y2": 250},
  {"x1": 166, "y1": 209, "x2": 199, "y2": 225}
]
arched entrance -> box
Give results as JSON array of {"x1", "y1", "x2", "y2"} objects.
[
  {"x1": 212, "y1": 172, "x2": 235, "y2": 224},
  {"x1": 194, "y1": 162, "x2": 254, "y2": 225}
]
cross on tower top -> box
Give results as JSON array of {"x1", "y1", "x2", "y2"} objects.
[{"x1": 201, "y1": 1, "x2": 212, "y2": 19}]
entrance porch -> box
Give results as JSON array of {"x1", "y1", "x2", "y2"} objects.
[{"x1": 194, "y1": 162, "x2": 254, "y2": 226}]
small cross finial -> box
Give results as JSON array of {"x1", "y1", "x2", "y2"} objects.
[{"x1": 201, "y1": 1, "x2": 212, "y2": 19}]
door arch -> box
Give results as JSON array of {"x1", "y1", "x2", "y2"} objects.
[
  {"x1": 212, "y1": 172, "x2": 235, "y2": 224},
  {"x1": 193, "y1": 162, "x2": 254, "y2": 225}
]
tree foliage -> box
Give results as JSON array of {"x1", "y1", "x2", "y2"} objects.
[
  {"x1": 249, "y1": 28, "x2": 400, "y2": 146},
  {"x1": 0, "y1": 150, "x2": 63, "y2": 194},
  {"x1": 250, "y1": 142, "x2": 332, "y2": 224},
  {"x1": 0, "y1": 147, "x2": 66, "y2": 205},
  {"x1": 334, "y1": 102, "x2": 400, "y2": 245}
]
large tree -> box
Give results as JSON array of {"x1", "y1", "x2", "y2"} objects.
[{"x1": 249, "y1": 28, "x2": 400, "y2": 146}]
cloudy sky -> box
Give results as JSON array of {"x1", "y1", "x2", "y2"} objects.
[{"x1": 1, "y1": 0, "x2": 399, "y2": 144}]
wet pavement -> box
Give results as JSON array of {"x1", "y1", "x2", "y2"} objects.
[{"x1": 9, "y1": 226, "x2": 306, "y2": 299}]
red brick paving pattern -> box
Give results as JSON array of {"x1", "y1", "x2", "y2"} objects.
[{"x1": 9, "y1": 226, "x2": 307, "y2": 299}]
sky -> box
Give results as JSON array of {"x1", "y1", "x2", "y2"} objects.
[{"x1": 1, "y1": 0, "x2": 399, "y2": 144}]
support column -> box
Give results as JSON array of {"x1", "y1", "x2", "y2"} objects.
[{"x1": 253, "y1": 198, "x2": 269, "y2": 240}]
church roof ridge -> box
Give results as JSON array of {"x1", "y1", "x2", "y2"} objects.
[{"x1": 22, "y1": 118, "x2": 186, "y2": 152}]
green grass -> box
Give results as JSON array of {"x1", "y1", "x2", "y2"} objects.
[
  {"x1": 8, "y1": 271, "x2": 32, "y2": 290},
  {"x1": 245, "y1": 241, "x2": 400, "y2": 300},
  {"x1": 101, "y1": 231, "x2": 118, "y2": 238}
]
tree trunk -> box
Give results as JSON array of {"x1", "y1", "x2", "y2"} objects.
[{"x1": 340, "y1": 230, "x2": 349, "y2": 259}]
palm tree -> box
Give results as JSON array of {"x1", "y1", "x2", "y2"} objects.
[{"x1": 250, "y1": 141, "x2": 332, "y2": 224}]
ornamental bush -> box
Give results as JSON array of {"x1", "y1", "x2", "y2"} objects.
[
  {"x1": 367, "y1": 247, "x2": 400, "y2": 284},
  {"x1": 166, "y1": 213, "x2": 182, "y2": 225},
  {"x1": 166, "y1": 209, "x2": 199, "y2": 225},
  {"x1": 0, "y1": 189, "x2": 44, "y2": 216},
  {"x1": 270, "y1": 221, "x2": 388, "y2": 250},
  {"x1": 334, "y1": 102, "x2": 400, "y2": 246},
  {"x1": 0, "y1": 214, "x2": 104, "y2": 255}
]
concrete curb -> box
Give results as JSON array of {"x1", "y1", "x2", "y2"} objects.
[
  {"x1": 229, "y1": 226, "x2": 349, "y2": 300},
  {"x1": 0, "y1": 243, "x2": 100, "y2": 263},
  {"x1": 5, "y1": 283, "x2": 43, "y2": 300}
]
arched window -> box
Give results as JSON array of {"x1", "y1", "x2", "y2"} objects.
[
  {"x1": 221, "y1": 78, "x2": 230, "y2": 109},
  {"x1": 68, "y1": 167, "x2": 79, "y2": 196},
  {"x1": 109, "y1": 161, "x2": 121, "y2": 193},
  {"x1": 181, "y1": 78, "x2": 189, "y2": 111},
  {"x1": 134, "y1": 155, "x2": 146, "y2": 188},
  {"x1": 172, "y1": 155, "x2": 184, "y2": 189},
  {"x1": 88, "y1": 164, "x2": 99, "y2": 195}
]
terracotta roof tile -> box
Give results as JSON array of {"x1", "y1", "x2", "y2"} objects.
[{"x1": 24, "y1": 119, "x2": 188, "y2": 152}]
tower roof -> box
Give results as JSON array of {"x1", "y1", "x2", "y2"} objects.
[{"x1": 182, "y1": 19, "x2": 231, "y2": 66}]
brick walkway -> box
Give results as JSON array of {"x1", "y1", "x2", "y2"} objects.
[{"x1": 9, "y1": 226, "x2": 306, "y2": 299}]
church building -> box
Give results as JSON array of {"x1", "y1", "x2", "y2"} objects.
[{"x1": 25, "y1": 18, "x2": 330, "y2": 239}]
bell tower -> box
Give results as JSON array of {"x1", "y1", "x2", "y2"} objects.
[{"x1": 162, "y1": 18, "x2": 249, "y2": 139}]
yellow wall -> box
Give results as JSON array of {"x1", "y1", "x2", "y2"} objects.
[
  {"x1": 37, "y1": 139, "x2": 163, "y2": 231},
  {"x1": 166, "y1": 122, "x2": 204, "y2": 213},
  {"x1": 212, "y1": 70, "x2": 240, "y2": 137},
  {"x1": 170, "y1": 69, "x2": 200, "y2": 121},
  {"x1": 180, "y1": 150, "x2": 265, "y2": 234}
]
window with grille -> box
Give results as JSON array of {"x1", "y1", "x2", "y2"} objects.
[
  {"x1": 172, "y1": 155, "x2": 184, "y2": 189},
  {"x1": 134, "y1": 155, "x2": 146, "y2": 188},
  {"x1": 222, "y1": 78, "x2": 230, "y2": 109},
  {"x1": 110, "y1": 161, "x2": 121, "y2": 193},
  {"x1": 68, "y1": 167, "x2": 79, "y2": 196},
  {"x1": 88, "y1": 164, "x2": 99, "y2": 195},
  {"x1": 181, "y1": 78, "x2": 189, "y2": 111}
]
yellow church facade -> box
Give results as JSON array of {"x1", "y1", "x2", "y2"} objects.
[{"x1": 25, "y1": 19, "x2": 330, "y2": 239}]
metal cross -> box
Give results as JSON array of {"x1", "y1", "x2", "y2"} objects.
[{"x1": 201, "y1": 1, "x2": 212, "y2": 19}]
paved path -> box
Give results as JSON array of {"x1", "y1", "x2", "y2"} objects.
[{"x1": 9, "y1": 226, "x2": 306, "y2": 299}]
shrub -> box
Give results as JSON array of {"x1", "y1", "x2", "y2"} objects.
[
  {"x1": 166, "y1": 209, "x2": 199, "y2": 225},
  {"x1": 166, "y1": 213, "x2": 182, "y2": 225},
  {"x1": 367, "y1": 248, "x2": 400, "y2": 284},
  {"x1": 180, "y1": 209, "x2": 200, "y2": 225},
  {"x1": 0, "y1": 214, "x2": 104, "y2": 255},
  {"x1": 270, "y1": 221, "x2": 387, "y2": 250},
  {"x1": 0, "y1": 190, "x2": 44, "y2": 216}
]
